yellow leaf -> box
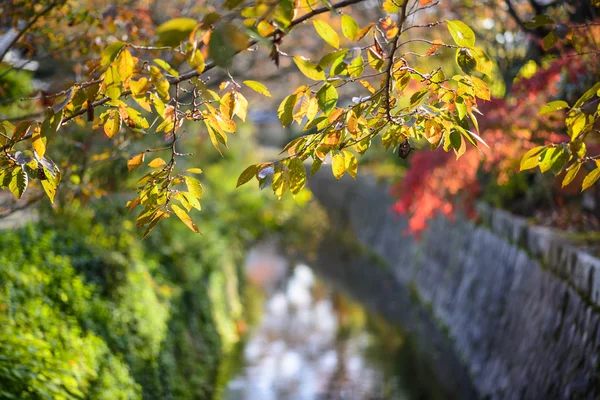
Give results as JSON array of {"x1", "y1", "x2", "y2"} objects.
[
  {"x1": 127, "y1": 153, "x2": 145, "y2": 171},
  {"x1": 31, "y1": 124, "x2": 46, "y2": 158},
  {"x1": 233, "y1": 92, "x2": 248, "y2": 121},
  {"x1": 343, "y1": 150, "x2": 357, "y2": 179},
  {"x1": 243, "y1": 80, "x2": 271, "y2": 96},
  {"x1": 582, "y1": 163, "x2": 600, "y2": 191},
  {"x1": 188, "y1": 49, "x2": 205, "y2": 73},
  {"x1": 332, "y1": 152, "x2": 346, "y2": 179},
  {"x1": 130, "y1": 78, "x2": 150, "y2": 96},
  {"x1": 117, "y1": 49, "x2": 135, "y2": 81},
  {"x1": 104, "y1": 65, "x2": 122, "y2": 101},
  {"x1": 220, "y1": 92, "x2": 235, "y2": 119},
  {"x1": 293, "y1": 56, "x2": 325, "y2": 81},
  {"x1": 104, "y1": 110, "x2": 121, "y2": 138},
  {"x1": 171, "y1": 204, "x2": 200, "y2": 233},
  {"x1": 313, "y1": 20, "x2": 339, "y2": 49},
  {"x1": 341, "y1": 15, "x2": 359, "y2": 41},
  {"x1": 150, "y1": 66, "x2": 170, "y2": 101},
  {"x1": 148, "y1": 158, "x2": 166, "y2": 168}
]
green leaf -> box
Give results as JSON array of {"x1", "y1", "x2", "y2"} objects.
[
  {"x1": 539, "y1": 100, "x2": 569, "y2": 115},
  {"x1": 171, "y1": 204, "x2": 200, "y2": 233},
  {"x1": 316, "y1": 84, "x2": 338, "y2": 116},
  {"x1": 341, "y1": 15, "x2": 359, "y2": 41},
  {"x1": 101, "y1": 42, "x2": 125, "y2": 69},
  {"x1": 277, "y1": 94, "x2": 297, "y2": 127},
  {"x1": 313, "y1": 20, "x2": 339, "y2": 49},
  {"x1": 573, "y1": 82, "x2": 600, "y2": 109},
  {"x1": 237, "y1": 164, "x2": 259, "y2": 187},
  {"x1": 319, "y1": 49, "x2": 348, "y2": 69},
  {"x1": 209, "y1": 24, "x2": 248, "y2": 68},
  {"x1": 542, "y1": 31, "x2": 558, "y2": 51},
  {"x1": 243, "y1": 80, "x2": 271, "y2": 97},
  {"x1": 456, "y1": 48, "x2": 477, "y2": 75},
  {"x1": 310, "y1": 158, "x2": 323, "y2": 176},
  {"x1": 184, "y1": 175, "x2": 203, "y2": 199},
  {"x1": 525, "y1": 15, "x2": 555, "y2": 29},
  {"x1": 156, "y1": 18, "x2": 198, "y2": 46},
  {"x1": 293, "y1": 56, "x2": 325, "y2": 81},
  {"x1": 582, "y1": 163, "x2": 600, "y2": 191},
  {"x1": 446, "y1": 20, "x2": 475, "y2": 47},
  {"x1": 348, "y1": 55, "x2": 364, "y2": 78},
  {"x1": 332, "y1": 152, "x2": 346, "y2": 179},
  {"x1": 9, "y1": 167, "x2": 28, "y2": 199},
  {"x1": 539, "y1": 147, "x2": 560, "y2": 173}
]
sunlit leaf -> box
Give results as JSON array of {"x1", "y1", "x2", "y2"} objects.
[
  {"x1": 582, "y1": 163, "x2": 600, "y2": 191},
  {"x1": 289, "y1": 158, "x2": 306, "y2": 194},
  {"x1": 127, "y1": 153, "x2": 145, "y2": 171},
  {"x1": 278, "y1": 94, "x2": 298, "y2": 127},
  {"x1": 539, "y1": 100, "x2": 569, "y2": 115},
  {"x1": 341, "y1": 15, "x2": 359, "y2": 41},
  {"x1": 243, "y1": 80, "x2": 271, "y2": 96},
  {"x1": 446, "y1": 20, "x2": 476, "y2": 47},
  {"x1": 313, "y1": 20, "x2": 339, "y2": 49},
  {"x1": 9, "y1": 167, "x2": 27, "y2": 199},
  {"x1": 101, "y1": 42, "x2": 125, "y2": 69},
  {"x1": 104, "y1": 65, "x2": 122, "y2": 101},
  {"x1": 293, "y1": 56, "x2": 325, "y2": 81},
  {"x1": 562, "y1": 162, "x2": 581, "y2": 188},
  {"x1": 104, "y1": 110, "x2": 121, "y2": 138},
  {"x1": 171, "y1": 204, "x2": 200, "y2": 233},
  {"x1": 157, "y1": 18, "x2": 198, "y2": 46},
  {"x1": 31, "y1": 124, "x2": 46, "y2": 158},
  {"x1": 343, "y1": 150, "x2": 357, "y2": 179},
  {"x1": 150, "y1": 66, "x2": 170, "y2": 101},
  {"x1": 237, "y1": 164, "x2": 259, "y2": 187},
  {"x1": 188, "y1": 49, "x2": 205, "y2": 73},
  {"x1": 184, "y1": 175, "x2": 203, "y2": 199},
  {"x1": 317, "y1": 84, "x2": 338, "y2": 116},
  {"x1": 332, "y1": 152, "x2": 346, "y2": 179},
  {"x1": 148, "y1": 158, "x2": 166, "y2": 168}
]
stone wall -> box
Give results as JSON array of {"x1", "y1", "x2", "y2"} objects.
[{"x1": 308, "y1": 172, "x2": 600, "y2": 399}]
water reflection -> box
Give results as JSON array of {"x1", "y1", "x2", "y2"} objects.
[{"x1": 226, "y1": 249, "x2": 412, "y2": 400}]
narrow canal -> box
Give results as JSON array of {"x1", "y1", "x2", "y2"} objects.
[{"x1": 223, "y1": 241, "x2": 476, "y2": 400}]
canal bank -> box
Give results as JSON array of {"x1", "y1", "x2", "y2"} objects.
[{"x1": 308, "y1": 171, "x2": 600, "y2": 399}]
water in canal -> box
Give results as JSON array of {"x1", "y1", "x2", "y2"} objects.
[{"x1": 223, "y1": 242, "x2": 470, "y2": 400}]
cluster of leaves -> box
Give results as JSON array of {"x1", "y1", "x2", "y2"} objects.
[
  {"x1": 0, "y1": 0, "x2": 497, "y2": 236},
  {"x1": 393, "y1": 53, "x2": 598, "y2": 233},
  {"x1": 236, "y1": 4, "x2": 494, "y2": 197},
  {"x1": 518, "y1": 13, "x2": 600, "y2": 191}
]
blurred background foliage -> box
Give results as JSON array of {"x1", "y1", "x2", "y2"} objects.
[{"x1": 0, "y1": 73, "x2": 308, "y2": 397}]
